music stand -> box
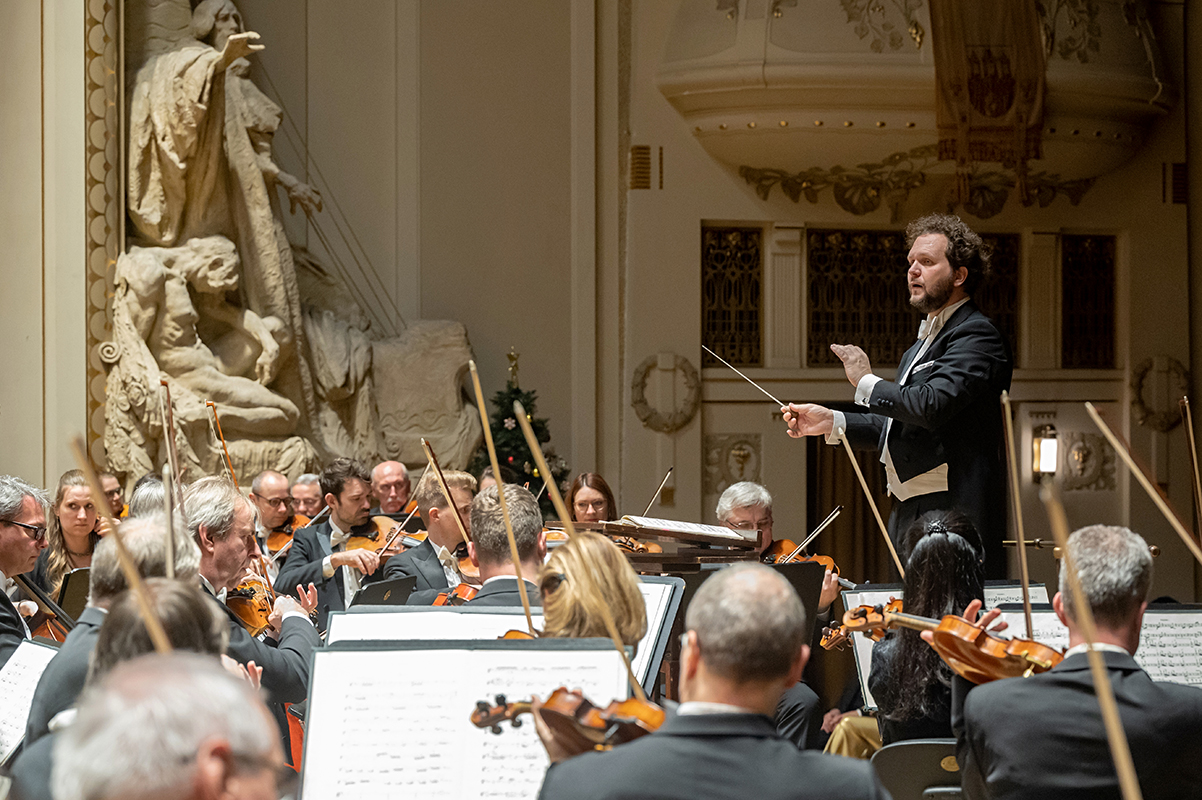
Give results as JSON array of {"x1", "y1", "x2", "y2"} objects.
[{"x1": 349, "y1": 576, "x2": 417, "y2": 608}]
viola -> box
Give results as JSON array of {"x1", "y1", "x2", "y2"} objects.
[
  {"x1": 611, "y1": 535, "x2": 663, "y2": 555},
  {"x1": 839, "y1": 603, "x2": 1063, "y2": 684},
  {"x1": 432, "y1": 583, "x2": 478, "y2": 606},
  {"x1": 471, "y1": 687, "x2": 664, "y2": 755},
  {"x1": 226, "y1": 574, "x2": 274, "y2": 637},
  {"x1": 820, "y1": 598, "x2": 902, "y2": 651},
  {"x1": 265, "y1": 513, "x2": 310, "y2": 557}
]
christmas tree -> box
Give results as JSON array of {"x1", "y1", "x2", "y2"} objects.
[{"x1": 468, "y1": 349, "x2": 571, "y2": 517}]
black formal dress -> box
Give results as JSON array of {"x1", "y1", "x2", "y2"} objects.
[
  {"x1": 953, "y1": 650, "x2": 1202, "y2": 799},
  {"x1": 465, "y1": 578, "x2": 543, "y2": 608},
  {"x1": 0, "y1": 586, "x2": 29, "y2": 670},
  {"x1": 841, "y1": 300, "x2": 1012, "y2": 575},
  {"x1": 867, "y1": 633, "x2": 952, "y2": 745},
  {"x1": 273, "y1": 519, "x2": 382, "y2": 631},
  {"x1": 381, "y1": 538, "x2": 449, "y2": 593},
  {"x1": 537, "y1": 712, "x2": 891, "y2": 800},
  {"x1": 24, "y1": 606, "x2": 106, "y2": 744}
]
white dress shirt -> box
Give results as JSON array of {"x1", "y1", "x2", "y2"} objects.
[
  {"x1": 322, "y1": 518, "x2": 361, "y2": 607},
  {"x1": 828, "y1": 297, "x2": 969, "y2": 502},
  {"x1": 0, "y1": 568, "x2": 31, "y2": 637},
  {"x1": 1063, "y1": 642, "x2": 1130, "y2": 659},
  {"x1": 431, "y1": 542, "x2": 463, "y2": 590}
]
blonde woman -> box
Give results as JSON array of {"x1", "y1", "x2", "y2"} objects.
[
  {"x1": 538, "y1": 532, "x2": 646, "y2": 649},
  {"x1": 31, "y1": 470, "x2": 100, "y2": 599}
]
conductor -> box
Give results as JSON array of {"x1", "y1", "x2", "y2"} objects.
[{"x1": 783, "y1": 213, "x2": 1012, "y2": 575}]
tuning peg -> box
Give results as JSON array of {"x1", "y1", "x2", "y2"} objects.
[
  {"x1": 511, "y1": 717, "x2": 523, "y2": 729},
  {"x1": 494, "y1": 693, "x2": 507, "y2": 706},
  {"x1": 490, "y1": 725, "x2": 502, "y2": 735},
  {"x1": 476, "y1": 701, "x2": 490, "y2": 714}
]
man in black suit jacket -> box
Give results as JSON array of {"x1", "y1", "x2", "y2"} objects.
[
  {"x1": 536, "y1": 564, "x2": 888, "y2": 799},
  {"x1": 24, "y1": 513, "x2": 202, "y2": 745},
  {"x1": 463, "y1": 484, "x2": 545, "y2": 609},
  {"x1": 951, "y1": 525, "x2": 1202, "y2": 799},
  {"x1": 383, "y1": 467, "x2": 477, "y2": 597},
  {"x1": 784, "y1": 213, "x2": 1012, "y2": 574},
  {"x1": 274, "y1": 458, "x2": 381, "y2": 630},
  {"x1": 0, "y1": 476, "x2": 49, "y2": 670},
  {"x1": 188, "y1": 476, "x2": 320, "y2": 764}
]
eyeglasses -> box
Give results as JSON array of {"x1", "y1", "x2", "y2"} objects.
[
  {"x1": 5, "y1": 519, "x2": 48, "y2": 543},
  {"x1": 573, "y1": 500, "x2": 607, "y2": 512},
  {"x1": 727, "y1": 517, "x2": 772, "y2": 531},
  {"x1": 253, "y1": 494, "x2": 293, "y2": 510}
]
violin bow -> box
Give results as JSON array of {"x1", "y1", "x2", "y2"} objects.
[
  {"x1": 377, "y1": 505, "x2": 421, "y2": 556},
  {"x1": 1000, "y1": 391, "x2": 1034, "y2": 638},
  {"x1": 1040, "y1": 480, "x2": 1142, "y2": 800},
  {"x1": 158, "y1": 381, "x2": 186, "y2": 508},
  {"x1": 205, "y1": 402, "x2": 275, "y2": 600},
  {"x1": 421, "y1": 438, "x2": 473, "y2": 548},
  {"x1": 837, "y1": 429, "x2": 905, "y2": 577},
  {"x1": 70, "y1": 436, "x2": 173, "y2": 654},
  {"x1": 161, "y1": 463, "x2": 175, "y2": 580},
  {"x1": 1085, "y1": 402, "x2": 1202, "y2": 567},
  {"x1": 642, "y1": 467, "x2": 674, "y2": 517},
  {"x1": 468, "y1": 361, "x2": 536, "y2": 636},
  {"x1": 791, "y1": 505, "x2": 843, "y2": 559},
  {"x1": 515, "y1": 400, "x2": 649, "y2": 703},
  {"x1": 1179, "y1": 397, "x2": 1202, "y2": 544}
]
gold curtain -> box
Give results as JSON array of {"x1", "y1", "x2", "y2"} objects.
[{"x1": 804, "y1": 436, "x2": 897, "y2": 709}]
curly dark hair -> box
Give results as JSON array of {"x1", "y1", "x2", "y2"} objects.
[
  {"x1": 319, "y1": 457, "x2": 371, "y2": 500},
  {"x1": 905, "y1": 213, "x2": 992, "y2": 295}
]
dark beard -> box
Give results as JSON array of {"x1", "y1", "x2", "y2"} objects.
[{"x1": 909, "y1": 271, "x2": 955, "y2": 314}]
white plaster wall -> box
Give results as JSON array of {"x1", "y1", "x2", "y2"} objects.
[{"x1": 0, "y1": 0, "x2": 85, "y2": 489}]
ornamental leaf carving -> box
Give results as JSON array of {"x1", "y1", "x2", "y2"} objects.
[
  {"x1": 840, "y1": 0, "x2": 924, "y2": 52},
  {"x1": 1036, "y1": 0, "x2": 1103, "y2": 63}
]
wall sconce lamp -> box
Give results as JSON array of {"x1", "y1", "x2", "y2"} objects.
[{"x1": 1033, "y1": 424, "x2": 1058, "y2": 479}]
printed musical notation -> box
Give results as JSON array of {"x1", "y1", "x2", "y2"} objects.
[{"x1": 0, "y1": 641, "x2": 58, "y2": 762}]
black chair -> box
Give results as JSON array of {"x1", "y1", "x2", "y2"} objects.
[{"x1": 870, "y1": 738, "x2": 962, "y2": 800}]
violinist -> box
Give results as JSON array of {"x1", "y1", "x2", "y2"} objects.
[
  {"x1": 369, "y1": 459, "x2": 413, "y2": 518},
  {"x1": 477, "y1": 463, "x2": 517, "y2": 493},
  {"x1": 539, "y1": 532, "x2": 645, "y2": 644},
  {"x1": 125, "y1": 477, "x2": 167, "y2": 518},
  {"x1": 536, "y1": 564, "x2": 889, "y2": 800},
  {"x1": 950, "y1": 525, "x2": 1202, "y2": 800},
  {"x1": 0, "y1": 475, "x2": 49, "y2": 670},
  {"x1": 29, "y1": 470, "x2": 100, "y2": 599},
  {"x1": 566, "y1": 473, "x2": 616, "y2": 523},
  {"x1": 188, "y1": 476, "x2": 319, "y2": 764},
  {"x1": 289, "y1": 472, "x2": 323, "y2": 518},
  {"x1": 248, "y1": 469, "x2": 308, "y2": 572},
  {"x1": 24, "y1": 512, "x2": 199, "y2": 746},
  {"x1": 274, "y1": 458, "x2": 380, "y2": 630},
  {"x1": 461, "y1": 484, "x2": 545, "y2": 608},
  {"x1": 861, "y1": 510, "x2": 983, "y2": 751},
  {"x1": 98, "y1": 472, "x2": 126, "y2": 519},
  {"x1": 386, "y1": 468, "x2": 477, "y2": 602}
]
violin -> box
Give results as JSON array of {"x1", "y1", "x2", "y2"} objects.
[
  {"x1": 264, "y1": 513, "x2": 311, "y2": 557},
  {"x1": 761, "y1": 540, "x2": 856, "y2": 589},
  {"x1": 839, "y1": 603, "x2": 1063, "y2": 684},
  {"x1": 471, "y1": 687, "x2": 665, "y2": 756},
  {"x1": 13, "y1": 574, "x2": 75, "y2": 643},
  {"x1": 432, "y1": 583, "x2": 479, "y2": 606},
  {"x1": 611, "y1": 535, "x2": 663, "y2": 555},
  {"x1": 345, "y1": 515, "x2": 417, "y2": 562},
  {"x1": 452, "y1": 541, "x2": 482, "y2": 585},
  {"x1": 820, "y1": 598, "x2": 902, "y2": 651},
  {"x1": 226, "y1": 574, "x2": 274, "y2": 637}
]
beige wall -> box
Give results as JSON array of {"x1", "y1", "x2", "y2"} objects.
[{"x1": 0, "y1": 0, "x2": 85, "y2": 489}]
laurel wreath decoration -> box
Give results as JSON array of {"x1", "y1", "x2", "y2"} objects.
[
  {"x1": 1130, "y1": 356, "x2": 1189, "y2": 433},
  {"x1": 631, "y1": 354, "x2": 701, "y2": 434}
]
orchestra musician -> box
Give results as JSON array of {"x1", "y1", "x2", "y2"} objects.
[
  {"x1": 51, "y1": 652, "x2": 287, "y2": 800},
  {"x1": 535, "y1": 564, "x2": 890, "y2": 799},
  {"x1": 0, "y1": 475, "x2": 49, "y2": 670},
  {"x1": 369, "y1": 460, "x2": 412, "y2": 518},
  {"x1": 566, "y1": 473, "x2": 616, "y2": 523},
  {"x1": 783, "y1": 213, "x2": 1012, "y2": 577},
  {"x1": 864, "y1": 511, "x2": 984, "y2": 748},
  {"x1": 125, "y1": 477, "x2": 167, "y2": 519},
  {"x1": 539, "y1": 531, "x2": 645, "y2": 645},
  {"x1": 248, "y1": 469, "x2": 307, "y2": 576},
  {"x1": 188, "y1": 476, "x2": 319, "y2": 763},
  {"x1": 12, "y1": 579, "x2": 231, "y2": 800},
  {"x1": 289, "y1": 473, "x2": 323, "y2": 518},
  {"x1": 97, "y1": 472, "x2": 126, "y2": 519},
  {"x1": 949, "y1": 524, "x2": 1202, "y2": 799},
  {"x1": 273, "y1": 458, "x2": 380, "y2": 630},
  {"x1": 386, "y1": 468, "x2": 476, "y2": 603},
  {"x1": 463, "y1": 484, "x2": 546, "y2": 608},
  {"x1": 24, "y1": 513, "x2": 199, "y2": 746},
  {"x1": 29, "y1": 470, "x2": 100, "y2": 599}
]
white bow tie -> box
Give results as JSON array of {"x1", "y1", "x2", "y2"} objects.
[
  {"x1": 917, "y1": 316, "x2": 943, "y2": 342},
  {"x1": 329, "y1": 528, "x2": 350, "y2": 549}
]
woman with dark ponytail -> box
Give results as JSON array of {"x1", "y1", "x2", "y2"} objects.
[{"x1": 867, "y1": 509, "x2": 985, "y2": 744}]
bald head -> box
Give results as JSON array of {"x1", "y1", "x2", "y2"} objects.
[
  {"x1": 371, "y1": 461, "x2": 411, "y2": 514},
  {"x1": 249, "y1": 470, "x2": 291, "y2": 529}
]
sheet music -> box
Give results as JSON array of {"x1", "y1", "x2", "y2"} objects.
[
  {"x1": 302, "y1": 645, "x2": 626, "y2": 799},
  {"x1": 841, "y1": 584, "x2": 1049, "y2": 709},
  {"x1": 997, "y1": 606, "x2": 1202, "y2": 688},
  {"x1": 629, "y1": 581, "x2": 672, "y2": 684},
  {"x1": 620, "y1": 515, "x2": 753, "y2": 542},
  {"x1": 0, "y1": 641, "x2": 58, "y2": 763},
  {"x1": 327, "y1": 610, "x2": 546, "y2": 644}
]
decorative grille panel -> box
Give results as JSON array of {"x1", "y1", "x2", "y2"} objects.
[
  {"x1": 807, "y1": 229, "x2": 1018, "y2": 367},
  {"x1": 1061, "y1": 234, "x2": 1116, "y2": 369},
  {"x1": 702, "y1": 227, "x2": 763, "y2": 367}
]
